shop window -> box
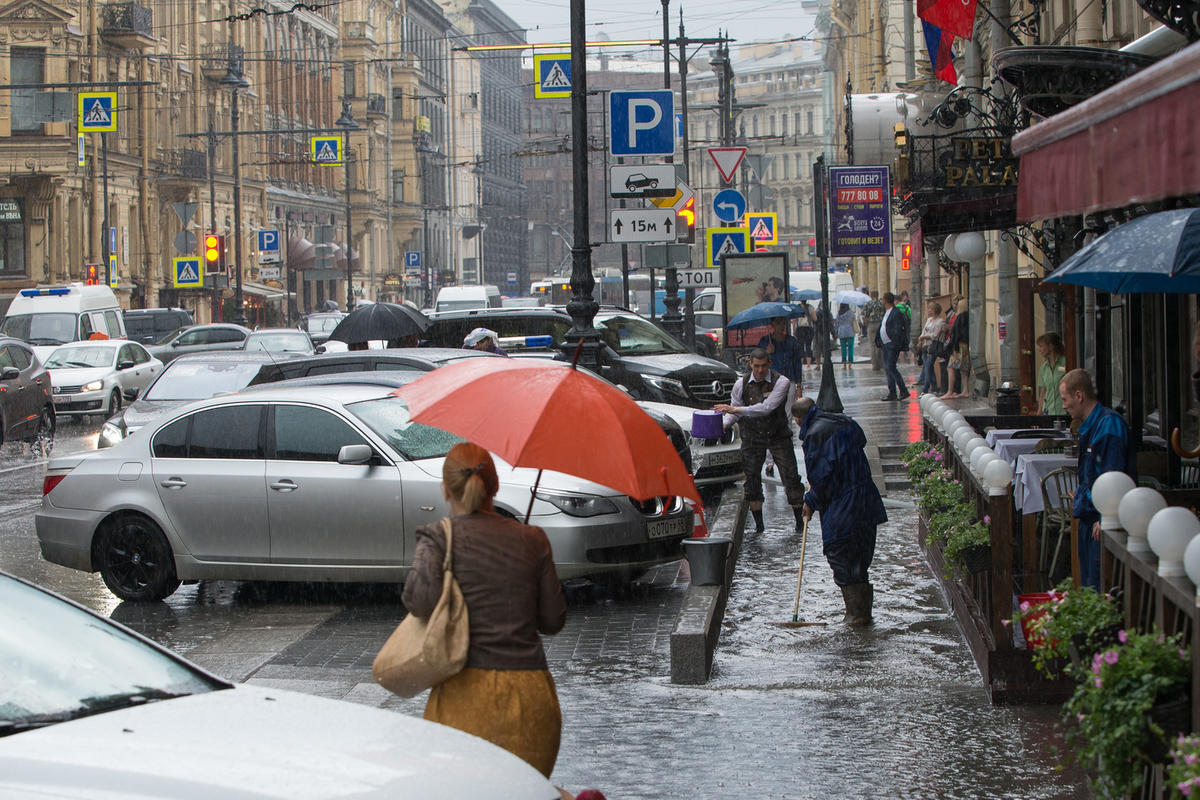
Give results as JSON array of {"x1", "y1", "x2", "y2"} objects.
[{"x1": 0, "y1": 200, "x2": 26, "y2": 275}]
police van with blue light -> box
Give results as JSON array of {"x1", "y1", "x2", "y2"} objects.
[{"x1": 1, "y1": 284, "x2": 126, "y2": 361}]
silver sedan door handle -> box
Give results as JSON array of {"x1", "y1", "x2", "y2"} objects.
[
  {"x1": 270, "y1": 479, "x2": 298, "y2": 492},
  {"x1": 160, "y1": 478, "x2": 187, "y2": 489}
]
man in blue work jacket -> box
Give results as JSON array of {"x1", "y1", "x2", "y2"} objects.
[
  {"x1": 1059, "y1": 368, "x2": 1135, "y2": 589},
  {"x1": 793, "y1": 396, "x2": 888, "y2": 624}
]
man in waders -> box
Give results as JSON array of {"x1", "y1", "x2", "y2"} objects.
[
  {"x1": 714, "y1": 348, "x2": 807, "y2": 534},
  {"x1": 792, "y1": 396, "x2": 887, "y2": 624}
]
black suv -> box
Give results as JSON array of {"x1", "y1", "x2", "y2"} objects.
[
  {"x1": 422, "y1": 306, "x2": 737, "y2": 408},
  {"x1": 122, "y1": 308, "x2": 194, "y2": 345}
]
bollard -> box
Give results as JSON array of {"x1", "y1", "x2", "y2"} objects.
[{"x1": 683, "y1": 536, "x2": 732, "y2": 586}]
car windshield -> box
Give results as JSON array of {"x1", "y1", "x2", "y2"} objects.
[
  {"x1": 346, "y1": 396, "x2": 463, "y2": 460},
  {"x1": 0, "y1": 313, "x2": 77, "y2": 346},
  {"x1": 144, "y1": 361, "x2": 265, "y2": 401},
  {"x1": 596, "y1": 314, "x2": 687, "y2": 356},
  {"x1": 0, "y1": 575, "x2": 221, "y2": 736},
  {"x1": 302, "y1": 316, "x2": 342, "y2": 333},
  {"x1": 246, "y1": 332, "x2": 310, "y2": 352},
  {"x1": 44, "y1": 346, "x2": 116, "y2": 369}
]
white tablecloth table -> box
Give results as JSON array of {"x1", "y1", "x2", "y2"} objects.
[
  {"x1": 985, "y1": 428, "x2": 1069, "y2": 448},
  {"x1": 1014, "y1": 453, "x2": 1077, "y2": 515},
  {"x1": 993, "y1": 437, "x2": 1047, "y2": 468}
]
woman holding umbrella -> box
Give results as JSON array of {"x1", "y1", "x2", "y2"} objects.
[{"x1": 401, "y1": 442, "x2": 567, "y2": 778}]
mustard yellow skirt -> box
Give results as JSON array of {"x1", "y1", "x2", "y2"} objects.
[{"x1": 425, "y1": 666, "x2": 562, "y2": 778}]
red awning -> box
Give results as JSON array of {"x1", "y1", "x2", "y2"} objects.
[{"x1": 1011, "y1": 41, "x2": 1200, "y2": 222}]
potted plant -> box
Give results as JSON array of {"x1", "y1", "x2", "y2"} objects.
[
  {"x1": 916, "y1": 471, "x2": 964, "y2": 514},
  {"x1": 928, "y1": 502, "x2": 974, "y2": 548},
  {"x1": 1166, "y1": 734, "x2": 1200, "y2": 798},
  {"x1": 902, "y1": 441, "x2": 945, "y2": 485},
  {"x1": 1060, "y1": 630, "x2": 1190, "y2": 798},
  {"x1": 942, "y1": 515, "x2": 991, "y2": 576},
  {"x1": 1014, "y1": 581, "x2": 1123, "y2": 677}
]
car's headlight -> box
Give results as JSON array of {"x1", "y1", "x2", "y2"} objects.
[
  {"x1": 641, "y1": 374, "x2": 687, "y2": 399},
  {"x1": 98, "y1": 421, "x2": 124, "y2": 448},
  {"x1": 534, "y1": 490, "x2": 620, "y2": 517},
  {"x1": 82, "y1": 380, "x2": 104, "y2": 392}
]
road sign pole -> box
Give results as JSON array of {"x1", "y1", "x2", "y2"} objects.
[
  {"x1": 564, "y1": 0, "x2": 600, "y2": 368},
  {"x1": 101, "y1": 132, "x2": 110, "y2": 286},
  {"x1": 814, "y1": 155, "x2": 843, "y2": 413}
]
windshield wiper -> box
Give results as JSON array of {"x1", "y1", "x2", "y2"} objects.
[
  {"x1": 0, "y1": 711, "x2": 84, "y2": 736},
  {"x1": 0, "y1": 688, "x2": 192, "y2": 736},
  {"x1": 66, "y1": 361, "x2": 94, "y2": 368},
  {"x1": 28, "y1": 338, "x2": 62, "y2": 346}
]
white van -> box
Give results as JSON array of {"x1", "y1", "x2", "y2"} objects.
[
  {"x1": 434, "y1": 284, "x2": 502, "y2": 313},
  {"x1": 1, "y1": 284, "x2": 126, "y2": 360},
  {"x1": 789, "y1": 270, "x2": 857, "y2": 298}
]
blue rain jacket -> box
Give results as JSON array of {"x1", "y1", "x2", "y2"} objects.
[
  {"x1": 1073, "y1": 403, "x2": 1134, "y2": 521},
  {"x1": 798, "y1": 405, "x2": 887, "y2": 544}
]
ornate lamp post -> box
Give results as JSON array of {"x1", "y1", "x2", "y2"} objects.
[
  {"x1": 336, "y1": 101, "x2": 360, "y2": 311},
  {"x1": 219, "y1": 63, "x2": 250, "y2": 325}
]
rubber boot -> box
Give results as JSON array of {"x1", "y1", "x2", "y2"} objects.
[
  {"x1": 793, "y1": 506, "x2": 806, "y2": 532},
  {"x1": 840, "y1": 583, "x2": 874, "y2": 625},
  {"x1": 751, "y1": 509, "x2": 765, "y2": 533}
]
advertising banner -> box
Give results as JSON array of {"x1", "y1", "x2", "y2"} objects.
[{"x1": 828, "y1": 166, "x2": 891, "y2": 257}]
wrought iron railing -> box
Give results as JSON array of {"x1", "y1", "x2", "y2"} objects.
[
  {"x1": 159, "y1": 148, "x2": 207, "y2": 180},
  {"x1": 200, "y1": 43, "x2": 245, "y2": 80},
  {"x1": 101, "y1": 2, "x2": 152, "y2": 37},
  {"x1": 365, "y1": 93, "x2": 386, "y2": 117}
]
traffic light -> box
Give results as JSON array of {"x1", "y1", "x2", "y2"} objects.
[
  {"x1": 808, "y1": 236, "x2": 816, "y2": 257},
  {"x1": 901, "y1": 242, "x2": 912, "y2": 271},
  {"x1": 203, "y1": 233, "x2": 225, "y2": 275},
  {"x1": 676, "y1": 196, "x2": 695, "y2": 244},
  {"x1": 84, "y1": 263, "x2": 100, "y2": 285}
]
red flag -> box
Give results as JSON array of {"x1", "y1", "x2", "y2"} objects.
[{"x1": 917, "y1": 0, "x2": 978, "y2": 40}]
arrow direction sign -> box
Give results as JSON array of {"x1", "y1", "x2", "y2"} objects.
[
  {"x1": 712, "y1": 188, "x2": 746, "y2": 223},
  {"x1": 708, "y1": 146, "x2": 747, "y2": 184},
  {"x1": 609, "y1": 164, "x2": 676, "y2": 199},
  {"x1": 609, "y1": 209, "x2": 677, "y2": 243}
]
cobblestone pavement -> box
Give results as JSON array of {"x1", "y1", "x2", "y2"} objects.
[{"x1": 158, "y1": 357, "x2": 1087, "y2": 799}]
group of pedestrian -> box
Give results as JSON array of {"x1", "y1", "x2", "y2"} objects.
[{"x1": 909, "y1": 295, "x2": 969, "y2": 399}]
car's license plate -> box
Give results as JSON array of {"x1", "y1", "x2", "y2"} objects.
[
  {"x1": 705, "y1": 449, "x2": 740, "y2": 467},
  {"x1": 53, "y1": 397, "x2": 71, "y2": 406},
  {"x1": 647, "y1": 515, "x2": 690, "y2": 540}
]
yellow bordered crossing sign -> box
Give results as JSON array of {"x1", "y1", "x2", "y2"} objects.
[
  {"x1": 79, "y1": 92, "x2": 117, "y2": 132},
  {"x1": 173, "y1": 257, "x2": 203, "y2": 289},
  {"x1": 706, "y1": 227, "x2": 748, "y2": 268},
  {"x1": 311, "y1": 136, "x2": 342, "y2": 166},
  {"x1": 534, "y1": 53, "x2": 572, "y2": 99},
  {"x1": 746, "y1": 212, "x2": 778, "y2": 245}
]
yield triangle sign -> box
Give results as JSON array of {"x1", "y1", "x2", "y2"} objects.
[{"x1": 708, "y1": 146, "x2": 747, "y2": 183}]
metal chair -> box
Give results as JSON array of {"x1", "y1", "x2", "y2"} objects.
[
  {"x1": 1040, "y1": 466, "x2": 1077, "y2": 584},
  {"x1": 1138, "y1": 476, "x2": 1164, "y2": 490},
  {"x1": 1181, "y1": 461, "x2": 1199, "y2": 489},
  {"x1": 1033, "y1": 437, "x2": 1065, "y2": 453}
]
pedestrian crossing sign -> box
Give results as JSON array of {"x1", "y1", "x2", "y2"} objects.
[
  {"x1": 78, "y1": 92, "x2": 116, "y2": 132},
  {"x1": 746, "y1": 212, "x2": 778, "y2": 245},
  {"x1": 534, "y1": 54, "x2": 572, "y2": 99},
  {"x1": 311, "y1": 136, "x2": 342, "y2": 166},
  {"x1": 707, "y1": 226, "x2": 748, "y2": 268},
  {"x1": 173, "y1": 257, "x2": 203, "y2": 289}
]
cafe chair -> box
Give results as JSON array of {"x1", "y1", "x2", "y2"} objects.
[
  {"x1": 1182, "y1": 461, "x2": 1199, "y2": 489},
  {"x1": 1040, "y1": 467, "x2": 1077, "y2": 585},
  {"x1": 1138, "y1": 476, "x2": 1164, "y2": 490},
  {"x1": 1033, "y1": 437, "x2": 1066, "y2": 454}
]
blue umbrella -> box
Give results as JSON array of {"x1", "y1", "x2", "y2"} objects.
[
  {"x1": 791, "y1": 289, "x2": 822, "y2": 301},
  {"x1": 726, "y1": 301, "x2": 810, "y2": 330},
  {"x1": 1044, "y1": 208, "x2": 1200, "y2": 294}
]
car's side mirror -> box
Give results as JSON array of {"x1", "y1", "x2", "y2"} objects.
[
  {"x1": 315, "y1": 345, "x2": 326, "y2": 354},
  {"x1": 117, "y1": 360, "x2": 135, "y2": 370},
  {"x1": 122, "y1": 387, "x2": 140, "y2": 401},
  {"x1": 0, "y1": 366, "x2": 18, "y2": 380},
  {"x1": 337, "y1": 444, "x2": 374, "y2": 465}
]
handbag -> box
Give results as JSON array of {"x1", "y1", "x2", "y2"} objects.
[{"x1": 372, "y1": 518, "x2": 469, "y2": 698}]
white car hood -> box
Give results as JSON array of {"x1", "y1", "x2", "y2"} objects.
[
  {"x1": 46, "y1": 365, "x2": 110, "y2": 385},
  {"x1": 0, "y1": 685, "x2": 558, "y2": 799}
]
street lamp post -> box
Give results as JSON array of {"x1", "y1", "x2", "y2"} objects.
[
  {"x1": 336, "y1": 101, "x2": 360, "y2": 311},
  {"x1": 220, "y1": 64, "x2": 250, "y2": 326}
]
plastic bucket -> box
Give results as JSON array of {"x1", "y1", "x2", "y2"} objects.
[
  {"x1": 691, "y1": 410, "x2": 724, "y2": 440},
  {"x1": 683, "y1": 536, "x2": 732, "y2": 586}
]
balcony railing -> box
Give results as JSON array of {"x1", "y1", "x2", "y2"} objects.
[
  {"x1": 158, "y1": 148, "x2": 207, "y2": 181},
  {"x1": 200, "y1": 43, "x2": 245, "y2": 81},
  {"x1": 365, "y1": 94, "x2": 386, "y2": 118},
  {"x1": 345, "y1": 21, "x2": 376, "y2": 42},
  {"x1": 101, "y1": 2, "x2": 153, "y2": 44}
]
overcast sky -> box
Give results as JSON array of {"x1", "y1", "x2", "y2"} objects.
[{"x1": 493, "y1": 0, "x2": 817, "y2": 54}]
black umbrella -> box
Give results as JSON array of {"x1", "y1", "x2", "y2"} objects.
[{"x1": 328, "y1": 302, "x2": 430, "y2": 345}]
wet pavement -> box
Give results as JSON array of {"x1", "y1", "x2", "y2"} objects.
[{"x1": 0, "y1": 356, "x2": 1091, "y2": 798}]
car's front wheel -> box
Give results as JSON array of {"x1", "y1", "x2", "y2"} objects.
[
  {"x1": 96, "y1": 514, "x2": 181, "y2": 601},
  {"x1": 108, "y1": 388, "x2": 121, "y2": 415}
]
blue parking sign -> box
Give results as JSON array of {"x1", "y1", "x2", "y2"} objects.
[
  {"x1": 405, "y1": 251, "x2": 422, "y2": 269},
  {"x1": 610, "y1": 90, "x2": 675, "y2": 157}
]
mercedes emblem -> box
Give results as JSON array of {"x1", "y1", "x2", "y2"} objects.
[{"x1": 711, "y1": 380, "x2": 722, "y2": 396}]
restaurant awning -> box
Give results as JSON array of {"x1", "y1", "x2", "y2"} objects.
[
  {"x1": 1011, "y1": 41, "x2": 1200, "y2": 222},
  {"x1": 241, "y1": 281, "x2": 291, "y2": 301}
]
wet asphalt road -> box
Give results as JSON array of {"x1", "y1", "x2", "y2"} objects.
[{"x1": 0, "y1": 360, "x2": 1090, "y2": 798}]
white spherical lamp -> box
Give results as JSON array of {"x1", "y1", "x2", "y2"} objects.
[
  {"x1": 1117, "y1": 487, "x2": 1167, "y2": 555},
  {"x1": 1092, "y1": 471, "x2": 1136, "y2": 531},
  {"x1": 947, "y1": 419, "x2": 970, "y2": 439},
  {"x1": 930, "y1": 401, "x2": 949, "y2": 430},
  {"x1": 954, "y1": 427, "x2": 974, "y2": 455},
  {"x1": 919, "y1": 394, "x2": 933, "y2": 413},
  {"x1": 954, "y1": 231, "x2": 987, "y2": 263},
  {"x1": 983, "y1": 458, "x2": 1013, "y2": 496},
  {"x1": 970, "y1": 446, "x2": 993, "y2": 478},
  {"x1": 1184, "y1": 534, "x2": 1200, "y2": 599},
  {"x1": 1147, "y1": 507, "x2": 1200, "y2": 578},
  {"x1": 966, "y1": 436, "x2": 988, "y2": 457},
  {"x1": 942, "y1": 234, "x2": 960, "y2": 261}
]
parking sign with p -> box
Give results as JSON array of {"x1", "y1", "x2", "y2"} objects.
[{"x1": 609, "y1": 90, "x2": 675, "y2": 157}]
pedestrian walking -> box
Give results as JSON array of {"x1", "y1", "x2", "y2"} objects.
[
  {"x1": 792, "y1": 396, "x2": 887, "y2": 624},
  {"x1": 401, "y1": 442, "x2": 566, "y2": 777},
  {"x1": 874, "y1": 292, "x2": 910, "y2": 401},
  {"x1": 916, "y1": 301, "x2": 946, "y2": 395},
  {"x1": 835, "y1": 303, "x2": 856, "y2": 369},
  {"x1": 714, "y1": 348, "x2": 807, "y2": 534},
  {"x1": 862, "y1": 291, "x2": 885, "y2": 371},
  {"x1": 896, "y1": 291, "x2": 913, "y2": 365},
  {"x1": 463, "y1": 327, "x2": 508, "y2": 356},
  {"x1": 941, "y1": 300, "x2": 969, "y2": 398},
  {"x1": 1036, "y1": 332, "x2": 1067, "y2": 415},
  {"x1": 1058, "y1": 369, "x2": 1135, "y2": 589}
]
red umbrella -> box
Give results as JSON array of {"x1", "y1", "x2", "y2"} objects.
[{"x1": 392, "y1": 358, "x2": 702, "y2": 507}]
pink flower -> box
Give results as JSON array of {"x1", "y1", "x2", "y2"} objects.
[
  {"x1": 984, "y1": 515, "x2": 991, "y2": 524},
  {"x1": 1094, "y1": 676, "x2": 1103, "y2": 688},
  {"x1": 934, "y1": 453, "x2": 944, "y2": 462},
  {"x1": 1118, "y1": 629, "x2": 1127, "y2": 643},
  {"x1": 1020, "y1": 601, "x2": 1031, "y2": 611},
  {"x1": 1076, "y1": 712, "x2": 1086, "y2": 723},
  {"x1": 1103, "y1": 650, "x2": 1119, "y2": 665},
  {"x1": 1185, "y1": 753, "x2": 1198, "y2": 766},
  {"x1": 1182, "y1": 782, "x2": 1193, "y2": 797}
]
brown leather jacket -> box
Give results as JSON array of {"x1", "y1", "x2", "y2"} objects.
[{"x1": 401, "y1": 512, "x2": 566, "y2": 671}]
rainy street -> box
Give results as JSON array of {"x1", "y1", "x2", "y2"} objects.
[{"x1": 0, "y1": 363, "x2": 1089, "y2": 799}]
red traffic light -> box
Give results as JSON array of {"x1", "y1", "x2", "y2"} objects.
[
  {"x1": 84, "y1": 264, "x2": 100, "y2": 285},
  {"x1": 676, "y1": 196, "x2": 696, "y2": 243},
  {"x1": 901, "y1": 242, "x2": 912, "y2": 271}
]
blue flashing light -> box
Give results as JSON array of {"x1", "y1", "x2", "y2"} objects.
[
  {"x1": 524, "y1": 335, "x2": 554, "y2": 348},
  {"x1": 20, "y1": 287, "x2": 71, "y2": 297}
]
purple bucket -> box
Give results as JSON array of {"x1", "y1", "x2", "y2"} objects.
[{"x1": 691, "y1": 410, "x2": 723, "y2": 440}]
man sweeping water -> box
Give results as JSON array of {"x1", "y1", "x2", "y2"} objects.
[{"x1": 792, "y1": 397, "x2": 887, "y2": 625}]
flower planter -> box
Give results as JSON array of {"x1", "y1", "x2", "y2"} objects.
[
  {"x1": 1017, "y1": 592, "x2": 1063, "y2": 650},
  {"x1": 1066, "y1": 624, "x2": 1123, "y2": 673},
  {"x1": 961, "y1": 544, "x2": 992, "y2": 574},
  {"x1": 1144, "y1": 697, "x2": 1192, "y2": 764}
]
